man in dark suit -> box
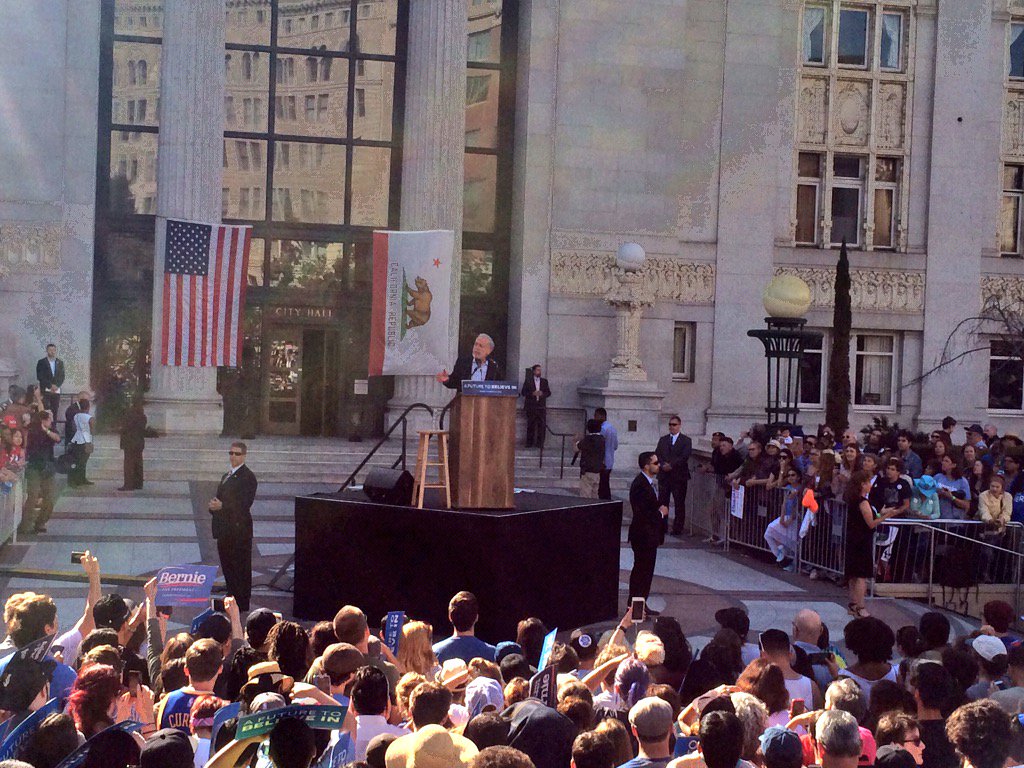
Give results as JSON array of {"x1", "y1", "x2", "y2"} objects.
[
  {"x1": 628, "y1": 451, "x2": 669, "y2": 610},
  {"x1": 208, "y1": 442, "x2": 258, "y2": 610},
  {"x1": 118, "y1": 400, "x2": 147, "y2": 491},
  {"x1": 436, "y1": 333, "x2": 502, "y2": 392},
  {"x1": 655, "y1": 415, "x2": 693, "y2": 536},
  {"x1": 36, "y1": 344, "x2": 65, "y2": 417},
  {"x1": 520, "y1": 364, "x2": 551, "y2": 449}
]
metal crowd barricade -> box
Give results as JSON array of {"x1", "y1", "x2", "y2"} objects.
[
  {"x1": 684, "y1": 466, "x2": 729, "y2": 540},
  {"x1": 726, "y1": 484, "x2": 789, "y2": 556},
  {"x1": 0, "y1": 470, "x2": 24, "y2": 545},
  {"x1": 797, "y1": 497, "x2": 847, "y2": 578}
]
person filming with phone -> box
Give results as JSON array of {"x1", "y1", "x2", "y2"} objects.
[
  {"x1": 628, "y1": 451, "x2": 669, "y2": 613},
  {"x1": 208, "y1": 442, "x2": 258, "y2": 611}
]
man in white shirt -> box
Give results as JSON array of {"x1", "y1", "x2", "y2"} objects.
[{"x1": 350, "y1": 666, "x2": 408, "y2": 759}]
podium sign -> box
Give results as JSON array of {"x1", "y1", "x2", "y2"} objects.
[{"x1": 449, "y1": 384, "x2": 517, "y2": 509}]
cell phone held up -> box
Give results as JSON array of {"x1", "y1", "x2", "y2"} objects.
[
  {"x1": 126, "y1": 669, "x2": 141, "y2": 696},
  {"x1": 71, "y1": 551, "x2": 86, "y2": 565},
  {"x1": 211, "y1": 598, "x2": 226, "y2": 614},
  {"x1": 630, "y1": 597, "x2": 646, "y2": 623}
]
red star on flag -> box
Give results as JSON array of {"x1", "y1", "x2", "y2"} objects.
[{"x1": 432, "y1": 258, "x2": 441, "y2": 267}]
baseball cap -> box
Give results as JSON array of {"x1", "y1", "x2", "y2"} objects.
[
  {"x1": 366, "y1": 732, "x2": 400, "y2": 768},
  {"x1": 93, "y1": 594, "x2": 131, "y2": 630},
  {"x1": 966, "y1": 423, "x2": 985, "y2": 435},
  {"x1": 140, "y1": 727, "x2": 194, "y2": 768},
  {"x1": 570, "y1": 629, "x2": 598, "y2": 660},
  {"x1": 628, "y1": 696, "x2": 673, "y2": 739},
  {"x1": 245, "y1": 608, "x2": 279, "y2": 648},
  {"x1": 858, "y1": 727, "x2": 877, "y2": 766},
  {"x1": 715, "y1": 607, "x2": 750, "y2": 638},
  {"x1": 972, "y1": 634, "x2": 1008, "y2": 662},
  {"x1": 759, "y1": 726, "x2": 803, "y2": 768},
  {"x1": 465, "y1": 676, "x2": 504, "y2": 717},
  {"x1": 494, "y1": 641, "x2": 523, "y2": 664},
  {"x1": 875, "y1": 745, "x2": 918, "y2": 768},
  {"x1": 322, "y1": 643, "x2": 365, "y2": 678},
  {"x1": 767, "y1": 439, "x2": 783, "y2": 449},
  {"x1": 194, "y1": 612, "x2": 232, "y2": 645},
  {"x1": 250, "y1": 691, "x2": 289, "y2": 712}
]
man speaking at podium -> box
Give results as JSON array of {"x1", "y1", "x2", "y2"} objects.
[{"x1": 436, "y1": 333, "x2": 502, "y2": 391}]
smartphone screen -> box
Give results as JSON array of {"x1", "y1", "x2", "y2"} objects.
[
  {"x1": 211, "y1": 598, "x2": 226, "y2": 613},
  {"x1": 790, "y1": 698, "x2": 806, "y2": 717},
  {"x1": 630, "y1": 598, "x2": 645, "y2": 622},
  {"x1": 71, "y1": 551, "x2": 85, "y2": 564},
  {"x1": 314, "y1": 673, "x2": 331, "y2": 693},
  {"x1": 127, "y1": 670, "x2": 140, "y2": 695}
]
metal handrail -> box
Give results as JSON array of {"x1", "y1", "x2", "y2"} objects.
[
  {"x1": 438, "y1": 397, "x2": 455, "y2": 431},
  {"x1": 337, "y1": 402, "x2": 434, "y2": 492},
  {"x1": 538, "y1": 422, "x2": 582, "y2": 479}
]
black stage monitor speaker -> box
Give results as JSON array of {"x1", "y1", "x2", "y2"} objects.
[{"x1": 364, "y1": 468, "x2": 415, "y2": 506}]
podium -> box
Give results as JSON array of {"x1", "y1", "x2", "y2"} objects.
[{"x1": 449, "y1": 382, "x2": 517, "y2": 508}]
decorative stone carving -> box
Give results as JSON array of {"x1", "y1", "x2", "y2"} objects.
[
  {"x1": 877, "y1": 83, "x2": 906, "y2": 150},
  {"x1": 798, "y1": 77, "x2": 827, "y2": 145},
  {"x1": 606, "y1": 271, "x2": 655, "y2": 382},
  {"x1": 982, "y1": 275, "x2": 1024, "y2": 310},
  {"x1": 1004, "y1": 93, "x2": 1024, "y2": 158},
  {"x1": 549, "y1": 251, "x2": 715, "y2": 304},
  {"x1": 833, "y1": 80, "x2": 871, "y2": 146},
  {"x1": 0, "y1": 222, "x2": 66, "y2": 276},
  {"x1": 773, "y1": 266, "x2": 925, "y2": 312}
]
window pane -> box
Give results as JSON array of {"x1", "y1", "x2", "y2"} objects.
[
  {"x1": 833, "y1": 155, "x2": 862, "y2": 179},
  {"x1": 803, "y1": 7, "x2": 826, "y2": 64},
  {"x1": 880, "y1": 13, "x2": 902, "y2": 70},
  {"x1": 989, "y1": 353, "x2": 1024, "y2": 410},
  {"x1": 1011, "y1": 24, "x2": 1024, "y2": 78},
  {"x1": 272, "y1": 55, "x2": 348, "y2": 138},
  {"x1": 875, "y1": 158, "x2": 898, "y2": 183},
  {"x1": 226, "y1": 1, "x2": 271, "y2": 46},
  {"x1": 350, "y1": 146, "x2": 392, "y2": 227},
  {"x1": 673, "y1": 325, "x2": 690, "y2": 378},
  {"x1": 226, "y1": 52, "x2": 269, "y2": 132},
  {"x1": 115, "y1": 0, "x2": 162, "y2": 37},
  {"x1": 109, "y1": 131, "x2": 158, "y2": 215},
  {"x1": 1001, "y1": 194, "x2": 1021, "y2": 255},
  {"x1": 352, "y1": 61, "x2": 396, "y2": 141},
  {"x1": 799, "y1": 349, "x2": 823, "y2": 406},
  {"x1": 112, "y1": 43, "x2": 161, "y2": 127},
  {"x1": 855, "y1": 336, "x2": 893, "y2": 407},
  {"x1": 247, "y1": 238, "x2": 265, "y2": 286},
  {"x1": 1005, "y1": 165, "x2": 1024, "y2": 191},
  {"x1": 796, "y1": 184, "x2": 818, "y2": 244},
  {"x1": 468, "y1": 5, "x2": 502, "y2": 64},
  {"x1": 464, "y1": 154, "x2": 498, "y2": 233},
  {"x1": 466, "y1": 71, "x2": 500, "y2": 149},
  {"x1": 277, "y1": 0, "x2": 351, "y2": 51},
  {"x1": 359, "y1": 0, "x2": 399, "y2": 55},
  {"x1": 270, "y1": 142, "x2": 345, "y2": 224},
  {"x1": 873, "y1": 188, "x2": 894, "y2": 248},
  {"x1": 462, "y1": 250, "x2": 494, "y2": 295},
  {"x1": 267, "y1": 240, "x2": 348, "y2": 289},
  {"x1": 838, "y1": 9, "x2": 869, "y2": 66},
  {"x1": 831, "y1": 187, "x2": 861, "y2": 246},
  {"x1": 798, "y1": 152, "x2": 821, "y2": 178}
]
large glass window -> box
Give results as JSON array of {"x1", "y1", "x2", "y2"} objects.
[
  {"x1": 796, "y1": 152, "x2": 822, "y2": 245},
  {"x1": 1002, "y1": 164, "x2": 1024, "y2": 256},
  {"x1": 989, "y1": 340, "x2": 1024, "y2": 411},
  {"x1": 803, "y1": 7, "x2": 826, "y2": 65},
  {"x1": 799, "y1": 333, "x2": 825, "y2": 408},
  {"x1": 854, "y1": 334, "x2": 895, "y2": 407},
  {"x1": 672, "y1": 323, "x2": 694, "y2": 382},
  {"x1": 831, "y1": 155, "x2": 864, "y2": 246},
  {"x1": 880, "y1": 12, "x2": 903, "y2": 71},
  {"x1": 1011, "y1": 23, "x2": 1024, "y2": 79},
  {"x1": 838, "y1": 9, "x2": 870, "y2": 67}
]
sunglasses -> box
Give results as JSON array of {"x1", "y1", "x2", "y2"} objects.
[
  {"x1": 901, "y1": 738, "x2": 922, "y2": 747},
  {"x1": 229, "y1": 451, "x2": 244, "y2": 456}
]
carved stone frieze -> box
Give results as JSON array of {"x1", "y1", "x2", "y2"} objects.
[
  {"x1": 832, "y1": 80, "x2": 871, "y2": 147},
  {"x1": 982, "y1": 275, "x2": 1024, "y2": 309},
  {"x1": 1004, "y1": 93, "x2": 1024, "y2": 158},
  {"x1": 550, "y1": 251, "x2": 715, "y2": 304},
  {"x1": 0, "y1": 222, "x2": 65, "y2": 277},
  {"x1": 798, "y1": 76, "x2": 828, "y2": 145},
  {"x1": 773, "y1": 266, "x2": 924, "y2": 312},
  {"x1": 877, "y1": 83, "x2": 906, "y2": 150}
]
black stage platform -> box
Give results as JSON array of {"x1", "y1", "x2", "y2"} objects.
[{"x1": 293, "y1": 489, "x2": 623, "y2": 641}]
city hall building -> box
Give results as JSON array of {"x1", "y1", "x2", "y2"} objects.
[{"x1": 2, "y1": 0, "x2": 1024, "y2": 443}]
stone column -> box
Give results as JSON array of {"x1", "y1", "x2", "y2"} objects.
[
  {"x1": 145, "y1": 2, "x2": 226, "y2": 435},
  {"x1": 387, "y1": 0, "x2": 468, "y2": 430}
]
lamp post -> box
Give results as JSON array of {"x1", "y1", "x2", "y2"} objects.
[
  {"x1": 747, "y1": 275, "x2": 822, "y2": 429},
  {"x1": 607, "y1": 243, "x2": 654, "y2": 382}
]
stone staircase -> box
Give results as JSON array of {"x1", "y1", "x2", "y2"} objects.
[{"x1": 82, "y1": 434, "x2": 585, "y2": 491}]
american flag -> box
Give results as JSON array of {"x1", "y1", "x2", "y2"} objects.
[{"x1": 161, "y1": 218, "x2": 252, "y2": 367}]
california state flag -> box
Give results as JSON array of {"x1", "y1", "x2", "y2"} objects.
[{"x1": 368, "y1": 230, "x2": 455, "y2": 376}]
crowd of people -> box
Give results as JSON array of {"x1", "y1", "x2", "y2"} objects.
[{"x1": 0, "y1": 557, "x2": 1023, "y2": 768}]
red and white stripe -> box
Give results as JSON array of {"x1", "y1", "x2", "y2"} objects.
[{"x1": 162, "y1": 223, "x2": 251, "y2": 367}]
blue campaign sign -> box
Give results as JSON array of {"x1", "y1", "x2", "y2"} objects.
[
  {"x1": 461, "y1": 381, "x2": 518, "y2": 397},
  {"x1": 0, "y1": 698, "x2": 60, "y2": 760},
  {"x1": 383, "y1": 611, "x2": 405, "y2": 656},
  {"x1": 236, "y1": 704, "x2": 348, "y2": 740},
  {"x1": 190, "y1": 607, "x2": 215, "y2": 635},
  {"x1": 537, "y1": 628, "x2": 558, "y2": 671},
  {"x1": 155, "y1": 564, "x2": 219, "y2": 605},
  {"x1": 54, "y1": 720, "x2": 142, "y2": 768},
  {"x1": 210, "y1": 701, "x2": 240, "y2": 748}
]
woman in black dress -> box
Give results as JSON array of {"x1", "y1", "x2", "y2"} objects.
[{"x1": 845, "y1": 469, "x2": 901, "y2": 618}]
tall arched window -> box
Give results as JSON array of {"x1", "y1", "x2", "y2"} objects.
[
  {"x1": 306, "y1": 56, "x2": 318, "y2": 82},
  {"x1": 138, "y1": 60, "x2": 148, "y2": 84},
  {"x1": 242, "y1": 52, "x2": 252, "y2": 80},
  {"x1": 128, "y1": 60, "x2": 137, "y2": 85},
  {"x1": 320, "y1": 58, "x2": 331, "y2": 81}
]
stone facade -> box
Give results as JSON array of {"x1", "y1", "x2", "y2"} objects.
[{"x1": 3, "y1": 0, "x2": 1024, "y2": 441}]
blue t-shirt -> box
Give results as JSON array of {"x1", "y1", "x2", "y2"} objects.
[
  {"x1": 50, "y1": 659, "x2": 76, "y2": 704},
  {"x1": 432, "y1": 635, "x2": 496, "y2": 664},
  {"x1": 617, "y1": 758, "x2": 672, "y2": 768},
  {"x1": 601, "y1": 422, "x2": 618, "y2": 470}
]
